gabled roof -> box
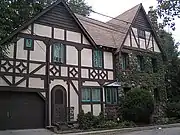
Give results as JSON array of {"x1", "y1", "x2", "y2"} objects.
[
  {"x1": 76, "y1": 14, "x2": 128, "y2": 48},
  {"x1": 0, "y1": 0, "x2": 96, "y2": 47},
  {"x1": 76, "y1": 4, "x2": 141, "y2": 49}
]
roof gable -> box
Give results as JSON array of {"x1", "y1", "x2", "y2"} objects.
[{"x1": 0, "y1": 0, "x2": 96, "y2": 47}]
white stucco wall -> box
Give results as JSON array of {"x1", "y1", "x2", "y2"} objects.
[
  {"x1": 132, "y1": 27, "x2": 138, "y2": 36},
  {"x1": 82, "y1": 105, "x2": 91, "y2": 113},
  {"x1": 16, "y1": 38, "x2": 27, "y2": 60},
  {"x1": 66, "y1": 46, "x2": 78, "y2": 65},
  {"x1": 67, "y1": 31, "x2": 81, "y2": 43},
  {"x1": 20, "y1": 25, "x2": 31, "y2": 34},
  {"x1": 131, "y1": 35, "x2": 138, "y2": 48},
  {"x1": 30, "y1": 40, "x2": 46, "y2": 62},
  {"x1": 93, "y1": 104, "x2": 101, "y2": 116},
  {"x1": 83, "y1": 35, "x2": 90, "y2": 45},
  {"x1": 124, "y1": 34, "x2": 130, "y2": 46},
  {"x1": 81, "y1": 69, "x2": 89, "y2": 78},
  {"x1": 29, "y1": 63, "x2": 45, "y2": 75},
  {"x1": 108, "y1": 71, "x2": 114, "y2": 80},
  {"x1": 34, "y1": 23, "x2": 52, "y2": 38},
  {"x1": 1, "y1": 60, "x2": 13, "y2": 73},
  {"x1": 61, "y1": 66, "x2": 68, "y2": 77},
  {"x1": 104, "y1": 51, "x2": 113, "y2": 69},
  {"x1": 81, "y1": 48, "x2": 92, "y2": 67},
  {"x1": 139, "y1": 39, "x2": 146, "y2": 49},
  {"x1": 154, "y1": 38, "x2": 161, "y2": 53},
  {"x1": 70, "y1": 81, "x2": 79, "y2": 121},
  {"x1": 83, "y1": 81, "x2": 100, "y2": 86},
  {"x1": 29, "y1": 78, "x2": 44, "y2": 89},
  {"x1": 0, "y1": 77, "x2": 9, "y2": 86},
  {"x1": 54, "y1": 28, "x2": 64, "y2": 40}
]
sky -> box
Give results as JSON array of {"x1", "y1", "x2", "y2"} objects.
[{"x1": 86, "y1": 0, "x2": 180, "y2": 45}]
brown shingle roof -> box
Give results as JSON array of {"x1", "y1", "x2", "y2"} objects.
[{"x1": 75, "y1": 4, "x2": 141, "y2": 49}]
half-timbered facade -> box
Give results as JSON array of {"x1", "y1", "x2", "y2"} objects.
[{"x1": 0, "y1": 1, "x2": 164, "y2": 130}]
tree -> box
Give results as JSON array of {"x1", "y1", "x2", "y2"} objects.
[
  {"x1": 157, "y1": 0, "x2": 180, "y2": 30},
  {"x1": 0, "y1": 0, "x2": 92, "y2": 57},
  {"x1": 148, "y1": 6, "x2": 180, "y2": 102},
  {"x1": 67, "y1": 0, "x2": 92, "y2": 16}
]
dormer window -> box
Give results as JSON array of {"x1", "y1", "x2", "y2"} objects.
[{"x1": 138, "y1": 29, "x2": 145, "y2": 39}]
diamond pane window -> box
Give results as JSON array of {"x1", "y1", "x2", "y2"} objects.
[
  {"x1": 93, "y1": 50, "x2": 103, "y2": 68},
  {"x1": 52, "y1": 43, "x2": 65, "y2": 63}
]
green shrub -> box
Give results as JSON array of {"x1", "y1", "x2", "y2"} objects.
[
  {"x1": 166, "y1": 102, "x2": 180, "y2": 118},
  {"x1": 99, "y1": 120, "x2": 118, "y2": 129},
  {"x1": 77, "y1": 111, "x2": 96, "y2": 129},
  {"x1": 118, "y1": 121, "x2": 136, "y2": 128},
  {"x1": 122, "y1": 88, "x2": 154, "y2": 124}
]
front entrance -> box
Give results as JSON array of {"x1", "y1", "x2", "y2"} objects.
[{"x1": 51, "y1": 85, "x2": 67, "y2": 124}]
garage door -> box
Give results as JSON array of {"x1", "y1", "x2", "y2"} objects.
[{"x1": 0, "y1": 91, "x2": 45, "y2": 130}]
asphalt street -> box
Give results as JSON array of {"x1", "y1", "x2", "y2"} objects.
[{"x1": 119, "y1": 127, "x2": 180, "y2": 135}]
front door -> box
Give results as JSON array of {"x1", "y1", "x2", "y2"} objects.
[{"x1": 52, "y1": 86, "x2": 67, "y2": 124}]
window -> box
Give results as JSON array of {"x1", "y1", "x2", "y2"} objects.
[
  {"x1": 137, "y1": 56, "x2": 144, "y2": 71},
  {"x1": 93, "y1": 50, "x2": 103, "y2": 68},
  {"x1": 121, "y1": 53, "x2": 129, "y2": 70},
  {"x1": 82, "y1": 88, "x2": 91, "y2": 102},
  {"x1": 138, "y1": 29, "x2": 145, "y2": 39},
  {"x1": 154, "y1": 88, "x2": 160, "y2": 102},
  {"x1": 82, "y1": 88, "x2": 101, "y2": 102},
  {"x1": 152, "y1": 58, "x2": 158, "y2": 73},
  {"x1": 52, "y1": 43, "x2": 65, "y2": 63},
  {"x1": 24, "y1": 38, "x2": 34, "y2": 50},
  {"x1": 105, "y1": 87, "x2": 118, "y2": 104}
]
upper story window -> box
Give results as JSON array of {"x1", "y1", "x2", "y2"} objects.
[
  {"x1": 24, "y1": 38, "x2": 34, "y2": 51},
  {"x1": 152, "y1": 58, "x2": 158, "y2": 73},
  {"x1": 138, "y1": 29, "x2": 145, "y2": 39},
  {"x1": 105, "y1": 87, "x2": 118, "y2": 104},
  {"x1": 82, "y1": 88, "x2": 101, "y2": 102},
  {"x1": 121, "y1": 53, "x2": 129, "y2": 70},
  {"x1": 137, "y1": 55, "x2": 144, "y2": 71},
  {"x1": 52, "y1": 43, "x2": 65, "y2": 64},
  {"x1": 93, "y1": 50, "x2": 103, "y2": 68}
]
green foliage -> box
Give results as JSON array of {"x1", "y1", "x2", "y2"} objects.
[
  {"x1": 67, "y1": 0, "x2": 92, "y2": 16},
  {"x1": 0, "y1": 0, "x2": 92, "y2": 57},
  {"x1": 118, "y1": 121, "x2": 136, "y2": 128},
  {"x1": 122, "y1": 88, "x2": 154, "y2": 124},
  {"x1": 157, "y1": 0, "x2": 180, "y2": 30},
  {"x1": 99, "y1": 121, "x2": 118, "y2": 129},
  {"x1": 166, "y1": 101, "x2": 180, "y2": 118}
]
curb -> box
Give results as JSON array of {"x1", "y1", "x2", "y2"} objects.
[{"x1": 57, "y1": 123, "x2": 180, "y2": 135}]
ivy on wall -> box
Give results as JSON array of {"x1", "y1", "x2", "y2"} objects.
[{"x1": 116, "y1": 50, "x2": 167, "y2": 123}]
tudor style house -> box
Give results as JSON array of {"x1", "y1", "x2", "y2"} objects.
[{"x1": 0, "y1": 0, "x2": 164, "y2": 130}]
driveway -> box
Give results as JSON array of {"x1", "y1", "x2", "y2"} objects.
[{"x1": 0, "y1": 129, "x2": 54, "y2": 135}]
